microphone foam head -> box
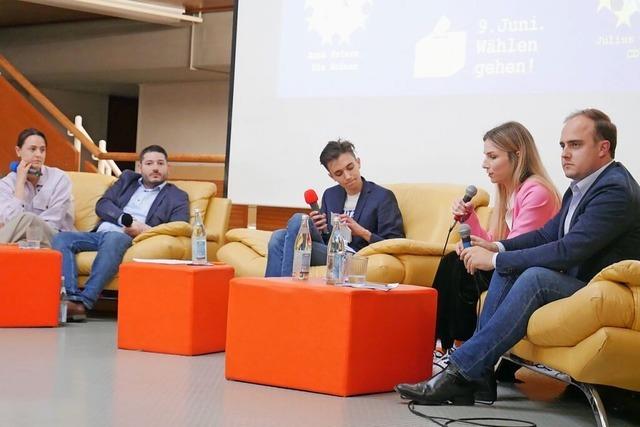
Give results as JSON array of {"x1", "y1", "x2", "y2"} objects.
[
  {"x1": 465, "y1": 185, "x2": 478, "y2": 200},
  {"x1": 304, "y1": 189, "x2": 319, "y2": 204},
  {"x1": 458, "y1": 223, "x2": 472, "y2": 239},
  {"x1": 121, "y1": 213, "x2": 133, "y2": 227}
]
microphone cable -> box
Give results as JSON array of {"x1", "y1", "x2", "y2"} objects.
[
  {"x1": 441, "y1": 224, "x2": 455, "y2": 258},
  {"x1": 407, "y1": 400, "x2": 537, "y2": 427}
]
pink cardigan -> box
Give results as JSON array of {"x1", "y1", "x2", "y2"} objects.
[{"x1": 463, "y1": 178, "x2": 558, "y2": 241}]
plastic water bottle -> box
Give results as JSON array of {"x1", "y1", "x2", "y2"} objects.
[
  {"x1": 59, "y1": 276, "x2": 67, "y2": 324},
  {"x1": 292, "y1": 214, "x2": 312, "y2": 280},
  {"x1": 326, "y1": 216, "x2": 346, "y2": 285},
  {"x1": 191, "y1": 208, "x2": 207, "y2": 265}
]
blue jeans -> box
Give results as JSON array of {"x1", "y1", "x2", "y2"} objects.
[
  {"x1": 449, "y1": 267, "x2": 586, "y2": 380},
  {"x1": 265, "y1": 213, "x2": 328, "y2": 277},
  {"x1": 52, "y1": 231, "x2": 133, "y2": 309}
]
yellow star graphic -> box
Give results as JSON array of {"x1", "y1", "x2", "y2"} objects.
[
  {"x1": 615, "y1": 0, "x2": 639, "y2": 27},
  {"x1": 598, "y1": 0, "x2": 612, "y2": 12}
]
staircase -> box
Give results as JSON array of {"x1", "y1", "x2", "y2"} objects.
[{"x1": 0, "y1": 74, "x2": 78, "y2": 174}]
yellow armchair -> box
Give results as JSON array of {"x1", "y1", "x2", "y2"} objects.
[
  {"x1": 66, "y1": 172, "x2": 232, "y2": 291},
  {"x1": 473, "y1": 260, "x2": 640, "y2": 425},
  {"x1": 217, "y1": 183, "x2": 490, "y2": 285},
  {"x1": 509, "y1": 260, "x2": 640, "y2": 392}
]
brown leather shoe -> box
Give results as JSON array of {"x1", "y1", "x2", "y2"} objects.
[{"x1": 66, "y1": 301, "x2": 87, "y2": 322}]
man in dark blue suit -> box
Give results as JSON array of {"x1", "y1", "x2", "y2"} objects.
[
  {"x1": 53, "y1": 145, "x2": 190, "y2": 320},
  {"x1": 396, "y1": 109, "x2": 640, "y2": 405},
  {"x1": 265, "y1": 139, "x2": 404, "y2": 277}
]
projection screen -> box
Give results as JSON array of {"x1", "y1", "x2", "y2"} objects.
[{"x1": 227, "y1": 0, "x2": 640, "y2": 207}]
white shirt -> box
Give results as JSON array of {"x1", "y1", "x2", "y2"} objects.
[
  {"x1": 343, "y1": 192, "x2": 360, "y2": 218},
  {"x1": 97, "y1": 179, "x2": 166, "y2": 233},
  {"x1": 563, "y1": 161, "x2": 613, "y2": 235},
  {"x1": 0, "y1": 165, "x2": 75, "y2": 232}
]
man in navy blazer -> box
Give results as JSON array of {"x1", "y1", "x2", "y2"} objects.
[
  {"x1": 53, "y1": 145, "x2": 190, "y2": 320},
  {"x1": 396, "y1": 109, "x2": 640, "y2": 405},
  {"x1": 265, "y1": 139, "x2": 404, "y2": 277}
]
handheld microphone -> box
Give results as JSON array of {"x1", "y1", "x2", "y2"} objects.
[
  {"x1": 10, "y1": 161, "x2": 42, "y2": 177},
  {"x1": 304, "y1": 189, "x2": 329, "y2": 236},
  {"x1": 121, "y1": 213, "x2": 133, "y2": 227},
  {"x1": 449, "y1": 185, "x2": 478, "y2": 231},
  {"x1": 304, "y1": 189, "x2": 320, "y2": 211},
  {"x1": 462, "y1": 185, "x2": 477, "y2": 203},
  {"x1": 459, "y1": 223, "x2": 472, "y2": 249}
]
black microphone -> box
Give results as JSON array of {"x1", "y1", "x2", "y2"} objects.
[
  {"x1": 459, "y1": 224, "x2": 472, "y2": 249},
  {"x1": 121, "y1": 213, "x2": 133, "y2": 227},
  {"x1": 449, "y1": 185, "x2": 478, "y2": 231},
  {"x1": 462, "y1": 185, "x2": 478, "y2": 204}
]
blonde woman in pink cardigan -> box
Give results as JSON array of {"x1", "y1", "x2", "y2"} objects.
[{"x1": 435, "y1": 121, "x2": 560, "y2": 361}]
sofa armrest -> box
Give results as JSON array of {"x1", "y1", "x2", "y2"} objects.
[
  {"x1": 357, "y1": 238, "x2": 455, "y2": 257},
  {"x1": 526, "y1": 260, "x2": 640, "y2": 347},
  {"x1": 225, "y1": 228, "x2": 273, "y2": 257},
  {"x1": 132, "y1": 221, "x2": 192, "y2": 244},
  {"x1": 205, "y1": 197, "x2": 232, "y2": 245}
]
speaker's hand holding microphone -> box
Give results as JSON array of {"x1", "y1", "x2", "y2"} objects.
[
  {"x1": 304, "y1": 189, "x2": 328, "y2": 235},
  {"x1": 449, "y1": 185, "x2": 477, "y2": 231}
]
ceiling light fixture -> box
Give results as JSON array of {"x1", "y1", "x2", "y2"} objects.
[{"x1": 21, "y1": 0, "x2": 203, "y2": 25}]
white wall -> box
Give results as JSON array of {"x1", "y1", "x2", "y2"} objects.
[{"x1": 137, "y1": 80, "x2": 229, "y2": 180}]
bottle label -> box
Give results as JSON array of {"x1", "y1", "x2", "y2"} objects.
[
  {"x1": 293, "y1": 252, "x2": 311, "y2": 275},
  {"x1": 193, "y1": 239, "x2": 207, "y2": 260},
  {"x1": 299, "y1": 252, "x2": 311, "y2": 272},
  {"x1": 327, "y1": 253, "x2": 345, "y2": 284}
]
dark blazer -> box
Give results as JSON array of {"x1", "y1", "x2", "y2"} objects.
[
  {"x1": 497, "y1": 162, "x2": 640, "y2": 282},
  {"x1": 94, "y1": 170, "x2": 190, "y2": 230},
  {"x1": 320, "y1": 178, "x2": 405, "y2": 252}
]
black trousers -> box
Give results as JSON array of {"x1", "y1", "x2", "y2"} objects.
[{"x1": 432, "y1": 251, "x2": 492, "y2": 351}]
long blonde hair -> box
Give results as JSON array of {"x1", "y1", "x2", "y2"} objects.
[{"x1": 484, "y1": 121, "x2": 560, "y2": 239}]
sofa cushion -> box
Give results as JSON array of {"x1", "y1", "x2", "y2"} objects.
[
  {"x1": 171, "y1": 180, "x2": 216, "y2": 221},
  {"x1": 225, "y1": 228, "x2": 272, "y2": 257},
  {"x1": 67, "y1": 172, "x2": 117, "y2": 232}
]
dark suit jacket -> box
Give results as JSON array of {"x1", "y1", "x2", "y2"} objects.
[
  {"x1": 497, "y1": 162, "x2": 640, "y2": 282},
  {"x1": 94, "y1": 170, "x2": 190, "y2": 230},
  {"x1": 320, "y1": 178, "x2": 405, "y2": 252}
]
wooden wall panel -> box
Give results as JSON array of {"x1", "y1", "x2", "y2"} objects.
[
  {"x1": 227, "y1": 205, "x2": 312, "y2": 231},
  {"x1": 257, "y1": 206, "x2": 311, "y2": 231},
  {"x1": 229, "y1": 204, "x2": 248, "y2": 230}
]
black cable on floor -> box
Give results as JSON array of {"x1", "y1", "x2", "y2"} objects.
[{"x1": 408, "y1": 401, "x2": 536, "y2": 427}]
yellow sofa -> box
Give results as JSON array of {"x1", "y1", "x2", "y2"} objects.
[
  {"x1": 67, "y1": 172, "x2": 232, "y2": 291},
  {"x1": 217, "y1": 183, "x2": 490, "y2": 286}
]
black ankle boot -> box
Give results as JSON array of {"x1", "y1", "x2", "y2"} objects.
[
  {"x1": 495, "y1": 359, "x2": 522, "y2": 383},
  {"x1": 473, "y1": 371, "x2": 497, "y2": 402},
  {"x1": 395, "y1": 365, "x2": 476, "y2": 405}
]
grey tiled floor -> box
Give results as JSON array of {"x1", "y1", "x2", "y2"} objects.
[{"x1": 0, "y1": 318, "x2": 637, "y2": 427}]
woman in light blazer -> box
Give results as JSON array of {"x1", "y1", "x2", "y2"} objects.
[{"x1": 434, "y1": 121, "x2": 560, "y2": 356}]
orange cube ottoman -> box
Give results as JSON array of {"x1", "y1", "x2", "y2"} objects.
[
  {"x1": 117, "y1": 262, "x2": 234, "y2": 355},
  {"x1": 225, "y1": 277, "x2": 437, "y2": 396},
  {"x1": 0, "y1": 245, "x2": 61, "y2": 327}
]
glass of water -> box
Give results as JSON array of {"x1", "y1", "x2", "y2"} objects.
[
  {"x1": 346, "y1": 255, "x2": 368, "y2": 285},
  {"x1": 25, "y1": 224, "x2": 42, "y2": 249}
]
